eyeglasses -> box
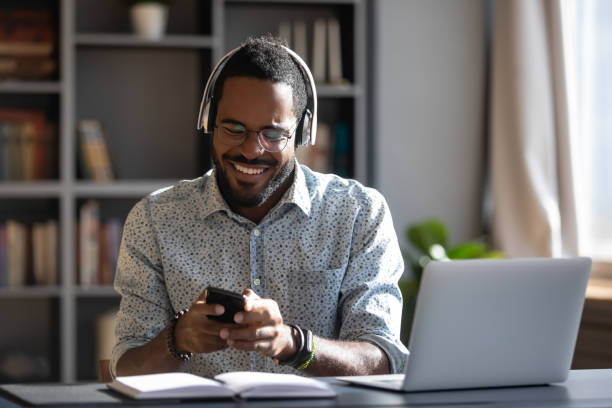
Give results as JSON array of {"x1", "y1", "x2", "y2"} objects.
[{"x1": 214, "y1": 122, "x2": 297, "y2": 153}]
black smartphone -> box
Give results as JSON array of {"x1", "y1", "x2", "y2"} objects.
[{"x1": 205, "y1": 287, "x2": 245, "y2": 323}]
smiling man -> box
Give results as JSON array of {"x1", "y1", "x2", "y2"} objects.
[{"x1": 111, "y1": 37, "x2": 409, "y2": 379}]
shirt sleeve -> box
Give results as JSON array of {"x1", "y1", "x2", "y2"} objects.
[
  {"x1": 110, "y1": 198, "x2": 173, "y2": 378},
  {"x1": 337, "y1": 189, "x2": 410, "y2": 374}
]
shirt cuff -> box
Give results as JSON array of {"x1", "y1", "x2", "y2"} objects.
[
  {"x1": 357, "y1": 333, "x2": 410, "y2": 374},
  {"x1": 110, "y1": 338, "x2": 150, "y2": 379}
]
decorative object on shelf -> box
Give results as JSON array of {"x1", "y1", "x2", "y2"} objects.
[
  {"x1": 128, "y1": 0, "x2": 169, "y2": 40},
  {"x1": 399, "y1": 218, "x2": 504, "y2": 344}
]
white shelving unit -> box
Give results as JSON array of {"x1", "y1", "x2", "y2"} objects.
[{"x1": 0, "y1": 0, "x2": 367, "y2": 383}]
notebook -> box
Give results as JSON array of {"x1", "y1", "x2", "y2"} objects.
[
  {"x1": 339, "y1": 257, "x2": 591, "y2": 392},
  {"x1": 108, "y1": 371, "x2": 336, "y2": 399}
]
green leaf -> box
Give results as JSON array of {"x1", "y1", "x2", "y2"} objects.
[
  {"x1": 406, "y1": 218, "x2": 448, "y2": 254},
  {"x1": 447, "y1": 241, "x2": 488, "y2": 259}
]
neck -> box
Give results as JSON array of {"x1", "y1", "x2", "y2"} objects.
[{"x1": 231, "y1": 168, "x2": 295, "y2": 224}]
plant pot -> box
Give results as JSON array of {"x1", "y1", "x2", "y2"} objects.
[{"x1": 130, "y1": 3, "x2": 168, "y2": 40}]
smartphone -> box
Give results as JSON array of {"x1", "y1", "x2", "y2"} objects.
[{"x1": 205, "y1": 286, "x2": 245, "y2": 323}]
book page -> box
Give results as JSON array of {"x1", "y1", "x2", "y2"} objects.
[
  {"x1": 109, "y1": 373, "x2": 233, "y2": 399},
  {"x1": 215, "y1": 371, "x2": 335, "y2": 398}
]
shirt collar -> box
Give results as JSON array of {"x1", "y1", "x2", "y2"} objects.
[{"x1": 198, "y1": 160, "x2": 311, "y2": 221}]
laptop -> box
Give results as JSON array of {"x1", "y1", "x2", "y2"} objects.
[{"x1": 339, "y1": 257, "x2": 591, "y2": 392}]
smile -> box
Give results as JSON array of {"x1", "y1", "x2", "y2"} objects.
[{"x1": 233, "y1": 163, "x2": 266, "y2": 175}]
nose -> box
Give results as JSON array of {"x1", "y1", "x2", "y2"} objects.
[{"x1": 240, "y1": 131, "x2": 265, "y2": 160}]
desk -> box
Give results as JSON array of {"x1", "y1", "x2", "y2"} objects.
[{"x1": 1, "y1": 369, "x2": 611, "y2": 408}]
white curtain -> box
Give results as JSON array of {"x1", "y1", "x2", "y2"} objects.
[{"x1": 489, "y1": 0, "x2": 578, "y2": 257}]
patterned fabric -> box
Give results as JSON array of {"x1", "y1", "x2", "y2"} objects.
[{"x1": 111, "y1": 163, "x2": 409, "y2": 378}]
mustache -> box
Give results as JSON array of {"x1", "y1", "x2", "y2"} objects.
[{"x1": 223, "y1": 154, "x2": 278, "y2": 167}]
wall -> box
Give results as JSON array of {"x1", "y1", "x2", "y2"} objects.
[{"x1": 372, "y1": 0, "x2": 487, "y2": 271}]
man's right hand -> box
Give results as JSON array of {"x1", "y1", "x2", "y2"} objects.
[{"x1": 174, "y1": 289, "x2": 246, "y2": 354}]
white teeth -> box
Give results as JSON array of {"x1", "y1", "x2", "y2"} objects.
[{"x1": 234, "y1": 163, "x2": 264, "y2": 175}]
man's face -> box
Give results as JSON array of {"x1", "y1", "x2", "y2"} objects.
[{"x1": 212, "y1": 76, "x2": 297, "y2": 208}]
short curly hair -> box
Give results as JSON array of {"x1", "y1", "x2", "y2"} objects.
[{"x1": 212, "y1": 35, "x2": 308, "y2": 120}]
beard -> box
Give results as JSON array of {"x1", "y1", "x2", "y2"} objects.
[{"x1": 212, "y1": 149, "x2": 295, "y2": 208}]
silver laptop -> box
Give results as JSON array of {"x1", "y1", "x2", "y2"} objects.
[{"x1": 339, "y1": 257, "x2": 591, "y2": 392}]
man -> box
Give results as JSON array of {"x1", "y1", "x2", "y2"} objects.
[{"x1": 111, "y1": 36, "x2": 408, "y2": 378}]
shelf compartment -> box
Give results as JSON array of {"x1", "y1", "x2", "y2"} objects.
[
  {"x1": 76, "y1": 297, "x2": 119, "y2": 381},
  {"x1": 0, "y1": 297, "x2": 60, "y2": 383},
  {"x1": 75, "y1": 47, "x2": 211, "y2": 180},
  {"x1": 76, "y1": 0, "x2": 212, "y2": 36},
  {"x1": 75, "y1": 33, "x2": 216, "y2": 49}
]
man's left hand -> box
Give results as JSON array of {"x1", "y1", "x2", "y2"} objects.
[{"x1": 219, "y1": 289, "x2": 296, "y2": 361}]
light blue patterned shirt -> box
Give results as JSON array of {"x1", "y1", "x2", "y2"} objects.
[{"x1": 111, "y1": 164, "x2": 409, "y2": 378}]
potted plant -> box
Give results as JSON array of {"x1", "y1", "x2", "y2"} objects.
[
  {"x1": 399, "y1": 218, "x2": 503, "y2": 344},
  {"x1": 128, "y1": 0, "x2": 169, "y2": 40}
]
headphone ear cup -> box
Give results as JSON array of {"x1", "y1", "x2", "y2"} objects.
[{"x1": 296, "y1": 108, "x2": 312, "y2": 146}]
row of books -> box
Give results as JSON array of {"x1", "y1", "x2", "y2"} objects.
[
  {"x1": 78, "y1": 200, "x2": 122, "y2": 286},
  {"x1": 0, "y1": 8, "x2": 57, "y2": 80},
  {"x1": 295, "y1": 121, "x2": 351, "y2": 177},
  {"x1": 0, "y1": 108, "x2": 57, "y2": 181},
  {"x1": 278, "y1": 17, "x2": 347, "y2": 85},
  {"x1": 0, "y1": 219, "x2": 58, "y2": 287}
]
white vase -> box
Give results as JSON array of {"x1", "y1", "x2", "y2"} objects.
[{"x1": 130, "y1": 3, "x2": 168, "y2": 40}]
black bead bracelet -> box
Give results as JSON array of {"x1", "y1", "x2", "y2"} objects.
[{"x1": 167, "y1": 308, "x2": 193, "y2": 362}]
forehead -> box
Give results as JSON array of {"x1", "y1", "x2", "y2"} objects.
[{"x1": 217, "y1": 76, "x2": 296, "y2": 126}]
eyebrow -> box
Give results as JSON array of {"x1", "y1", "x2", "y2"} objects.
[{"x1": 220, "y1": 118, "x2": 290, "y2": 131}]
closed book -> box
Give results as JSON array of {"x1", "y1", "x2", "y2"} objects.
[
  {"x1": 45, "y1": 219, "x2": 58, "y2": 285},
  {"x1": 0, "y1": 224, "x2": 6, "y2": 287},
  {"x1": 108, "y1": 372, "x2": 335, "y2": 400},
  {"x1": 327, "y1": 18, "x2": 345, "y2": 85},
  {"x1": 79, "y1": 200, "x2": 100, "y2": 286},
  {"x1": 293, "y1": 20, "x2": 308, "y2": 64},
  {"x1": 78, "y1": 120, "x2": 114, "y2": 182},
  {"x1": 32, "y1": 222, "x2": 46, "y2": 285},
  {"x1": 312, "y1": 18, "x2": 327, "y2": 83}
]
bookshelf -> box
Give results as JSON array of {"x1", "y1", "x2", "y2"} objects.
[{"x1": 0, "y1": 0, "x2": 368, "y2": 382}]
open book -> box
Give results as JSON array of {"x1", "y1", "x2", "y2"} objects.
[{"x1": 108, "y1": 371, "x2": 336, "y2": 400}]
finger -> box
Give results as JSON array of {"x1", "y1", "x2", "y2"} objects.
[
  {"x1": 235, "y1": 300, "x2": 279, "y2": 324},
  {"x1": 242, "y1": 289, "x2": 260, "y2": 311},
  {"x1": 221, "y1": 325, "x2": 276, "y2": 341},
  {"x1": 191, "y1": 302, "x2": 224, "y2": 316},
  {"x1": 228, "y1": 339, "x2": 272, "y2": 354}
]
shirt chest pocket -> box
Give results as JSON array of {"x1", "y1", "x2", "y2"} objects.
[{"x1": 287, "y1": 267, "x2": 345, "y2": 336}]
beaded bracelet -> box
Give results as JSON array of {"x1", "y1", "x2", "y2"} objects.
[
  {"x1": 296, "y1": 339, "x2": 315, "y2": 370},
  {"x1": 167, "y1": 308, "x2": 193, "y2": 362}
]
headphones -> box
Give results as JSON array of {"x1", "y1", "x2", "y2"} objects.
[{"x1": 197, "y1": 43, "x2": 318, "y2": 146}]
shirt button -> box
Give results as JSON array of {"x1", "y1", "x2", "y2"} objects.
[
  {"x1": 253, "y1": 278, "x2": 261, "y2": 286},
  {"x1": 253, "y1": 229, "x2": 260, "y2": 237}
]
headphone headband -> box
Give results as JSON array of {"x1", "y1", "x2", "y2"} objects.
[{"x1": 197, "y1": 43, "x2": 318, "y2": 146}]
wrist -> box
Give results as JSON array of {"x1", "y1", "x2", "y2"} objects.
[
  {"x1": 276, "y1": 324, "x2": 315, "y2": 369},
  {"x1": 275, "y1": 324, "x2": 299, "y2": 362},
  {"x1": 167, "y1": 308, "x2": 193, "y2": 362}
]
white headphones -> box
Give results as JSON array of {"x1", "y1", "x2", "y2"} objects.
[{"x1": 197, "y1": 43, "x2": 318, "y2": 146}]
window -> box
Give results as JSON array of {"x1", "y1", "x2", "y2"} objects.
[{"x1": 565, "y1": 0, "x2": 612, "y2": 273}]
